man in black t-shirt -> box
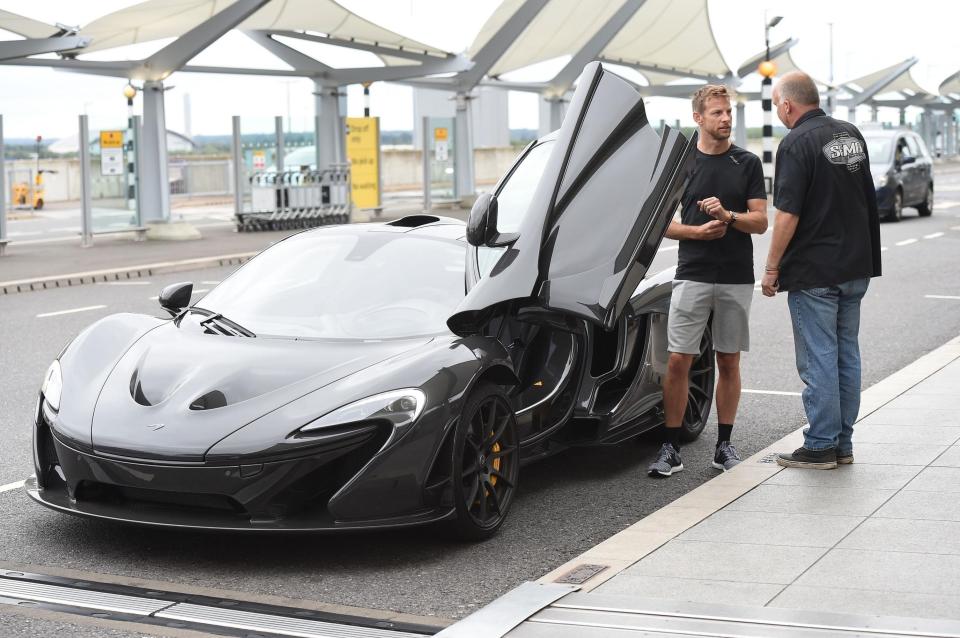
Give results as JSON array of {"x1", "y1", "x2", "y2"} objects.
[
  {"x1": 762, "y1": 72, "x2": 881, "y2": 470},
  {"x1": 648, "y1": 85, "x2": 769, "y2": 478}
]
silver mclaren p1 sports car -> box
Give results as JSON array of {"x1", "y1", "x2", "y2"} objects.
[{"x1": 27, "y1": 62, "x2": 713, "y2": 540}]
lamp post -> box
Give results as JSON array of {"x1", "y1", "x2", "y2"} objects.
[
  {"x1": 123, "y1": 83, "x2": 138, "y2": 212},
  {"x1": 759, "y1": 14, "x2": 782, "y2": 194}
]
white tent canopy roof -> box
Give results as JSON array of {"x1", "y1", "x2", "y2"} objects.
[
  {"x1": 844, "y1": 60, "x2": 933, "y2": 97},
  {"x1": 470, "y1": 0, "x2": 730, "y2": 80},
  {"x1": 75, "y1": 0, "x2": 448, "y2": 57},
  {"x1": 0, "y1": 8, "x2": 56, "y2": 39},
  {"x1": 939, "y1": 70, "x2": 960, "y2": 97}
]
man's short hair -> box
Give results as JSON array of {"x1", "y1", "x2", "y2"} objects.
[
  {"x1": 778, "y1": 72, "x2": 820, "y2": 107},
  {"x1": 691, "y1": 84, "x2": 733, "y2": 114}
]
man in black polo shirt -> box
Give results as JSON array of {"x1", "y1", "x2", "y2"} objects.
[
  {"x1": 647, "y1": 85, "x2": 768, "y2": 478},
  {"x1": 762, "y1": 71, "x2": 882, "y2": 470}
]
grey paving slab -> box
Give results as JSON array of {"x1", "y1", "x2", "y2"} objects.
[
  {"x1": 904, "y1": 466, "x2": 960, "y2": 492},
  {"x1": 886, "y1": 393, "x2": 960, "y2": 410},
  {"x1": 933, "y1": 445, "x2": 960, "y2": 467},
  {"x1": 678, "y1": 510, "x2": 863, "y2": 548},
  {"x1": 725, "y1": 484, "x2": 895, "y2": 517},
  {"x1": 622, "y1": 540, "x2": 827, "y2": 585},
  {"x1": 907, "y1": 380, "x2": 960, "y2": 395},
  {"x1": 851, "y1": 424, "x2": 960, "y2": 445},
  {"x1": 769, "y1": 584, "x2": 960, "y2": 622},
  {"x1": 858, "y1": 407, "x2": 960, "y2": 427},
  {"x1": 838, "y1": 518, "x2": 960, "y2": 555},
  {"x1": 841, "y1": 442, "x2": 949, "y2": 465},
  {"x1": 874, "y1": 490, "x2": 960, "y2": 521},
  {"x1": 763, "y1": 464, "x2": 922, "y2": 490},
  {"x1": 592, "y1": 574, "x2": 784, "y2": 606},
  {"x1": 795, "y1": 548, "x2": 960, "y2": 596}
]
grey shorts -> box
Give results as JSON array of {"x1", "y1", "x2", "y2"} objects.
[{"x1": 668, "y1": 280, "x2": 754, "y2": 354}]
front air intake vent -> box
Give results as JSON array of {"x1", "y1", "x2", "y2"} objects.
[
  {"x1": 130, "y1": 372, "x2": 152, "y2": 406},
  {"x1": 190, "y1": 390, "x2": 227, "y2": 411},
  {"x1": 387, "y1": 215, "x2": 440, "y2": 227}
]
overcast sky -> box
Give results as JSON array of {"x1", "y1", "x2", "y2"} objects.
[{"x1": 0, "y1": 0, "x2": 957, "y2": 139}]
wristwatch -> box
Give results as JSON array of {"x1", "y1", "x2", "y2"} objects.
[{"x1": 727, "y1": 212, "x2": 738, "y2": 226}]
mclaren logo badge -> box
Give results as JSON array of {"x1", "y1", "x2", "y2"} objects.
[
  {"x1": 146, "y1": 423, "x2": 166, "y2": 431},
  {"x1": 822, "y1": 133, "x2": 866, "y2": 172}
]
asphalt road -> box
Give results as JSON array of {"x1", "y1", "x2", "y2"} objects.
[{"x1": 0, "y1": 166, "x2": 959, "y2": 631}]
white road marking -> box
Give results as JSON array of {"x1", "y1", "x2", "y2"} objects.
[
  {"x1": 7, "y1": 231, "x2": 42, "y2": 237},
  {"x1": 742, "y1": 389, "x2": 802, "y2": 396},
  {"x1": 36, "y1": 305, "x2": 107, "y2": 318},
  {"x1": 51, "y1": 226, "x2": 80, "y2": 233},
  {"x1": 924, "y1": 232, "x2": 945, "y2": 239},
  {"x1": 925, "y1": 295, "x2": 960, "y2": 300},
  {"x1": 934, "y1": 202, "x2": 960, "y2": 209},
  {"x1": 192, "y1": 289, "x2": 209, "y2": 294},
  {"x1": 0, "y1": 480, "x2": 24, "y2": 494},
  {"x1": 657, "y1": 244, "x2": 679, "y2": 252},
  {"x1": 895, "y1": 238, "x2": 918, "y2": 246},
  {"x1": 951, "y1": 225, "x2": 960, "y2": 231},
  {"x1": 103, "y1": 280, "x2": 152, "y2": 286},
  {"x1": 201, "y1": 281, "x2": 221, "y2": 285}
]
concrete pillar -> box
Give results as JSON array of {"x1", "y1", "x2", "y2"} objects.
[
  {"x1": 734, "y1": 99, "x2": 747, "y2": 148},
  {"x1": 539, "y1": 95, "x2": 567, "y2": 136},
  {"x1": 454, "y1": 92, "x2": 475, "y2": 203},
  {"x1": 314, "y1": 81, "x2": 343, "y2": 170},
  {"x1": 139, "y1": 80, "x2": 170, "y2": 223},
  {"x1": 275, "y1": 115, "x2": 284, "y2": 172}
]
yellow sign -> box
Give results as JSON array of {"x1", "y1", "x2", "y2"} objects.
[
  {"x1": 345, "y1": 117, "x2": 381, "y2": 209},
  {"x1": 434, "y1": 127, "x2": 448, "y2": 141},
  {"x1": 100, "y1": 130, "x2": 124, "y2": 148}
]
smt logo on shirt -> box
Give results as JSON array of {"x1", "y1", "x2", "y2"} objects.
[{"x1": 822, "y1": 133, "x2": 866, "y2": 172}]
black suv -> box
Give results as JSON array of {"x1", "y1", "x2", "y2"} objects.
[{"x1": 864, "y1": 128, "x2": 934, "y2": 221}]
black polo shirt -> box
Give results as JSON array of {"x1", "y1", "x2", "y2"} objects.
[
  {"x1": 676, "y1": 145, "x2": 766, "y2": 284},
  {"x1": 773, "y1": 109, "x2": 882, "y2": 291}
]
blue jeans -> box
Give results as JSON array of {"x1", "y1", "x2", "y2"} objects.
[{"x1": 788, "y1": 279, "x2": 870, "y2": 453}]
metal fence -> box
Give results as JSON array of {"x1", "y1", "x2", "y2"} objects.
[{"x1": 168, "y1": 158, "x2": 232, "y2": 199}]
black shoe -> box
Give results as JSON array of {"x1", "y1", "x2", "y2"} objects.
[
  {"x1": 712, "y1": 441, "x2": 742, "y2": 471},
  {"x1": 776, "y1": 446, "x2": 837, "y2": 470},
  {"x1": 648, "y1": 443, "x2": 683, "y2": 477},
  {"x1": 837, "y1": 452, "x2": 854, "y2": 465}
]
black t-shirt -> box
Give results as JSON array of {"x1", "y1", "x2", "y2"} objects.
[
  {"x1": 675, "y1": 145, "x2": 767, "y2": 284},
  {"x1": 773, "y1": 109, "x2": 882, "y2": 291}
]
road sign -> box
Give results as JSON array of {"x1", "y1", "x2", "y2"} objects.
[
  {"x1": 252, "y1": 149, "x2": 266, "y2": 170},
  {"x1": 100, "y1": 130, "x2": 124, "y2": 176},
  {"x1": 345, "y1": 116, "x2": 381, "y2": 209}
]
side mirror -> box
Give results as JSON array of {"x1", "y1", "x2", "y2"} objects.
[
  {"x1": 466, "y1": 193, "x2": 520, "y2": 247},
  {"x1": 900, "y1": 155, "x2": 916, "y2": 166},
  {"x1": 159, "y1": 282, "x2": 193, "y2": 316}
]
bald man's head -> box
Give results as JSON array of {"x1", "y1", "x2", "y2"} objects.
[
  {"x1": 772, "y1": 71, "x2": 820, "y2": 129},
  {"x1": 776, "y1": 72, "x2": 820, "y2": 107}
]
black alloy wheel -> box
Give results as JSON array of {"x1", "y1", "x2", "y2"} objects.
[
  {"x1": 889, "y1": 188, "x2": 903, "y2": 222},
  {"x1": 450, "y1": 382, "x2": 519, "y2": 541},
  {"x1": 917, "y1": 184, "x2": 934, "y2": 217},
  {"x1": 680, "y1": 327, "x2": 715, "y2": 442}
]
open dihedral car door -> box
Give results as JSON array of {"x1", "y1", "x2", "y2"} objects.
[{"x1": 448, "y1": 62, "x2": 696, "y2": 336}]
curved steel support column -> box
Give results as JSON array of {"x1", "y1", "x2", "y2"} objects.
[
  {"x1": 314, "y1": 82, "x2": 343, "y2": 170},
  {"x1": 454, "y1": 93, "x2": 475, "y2": 203}
]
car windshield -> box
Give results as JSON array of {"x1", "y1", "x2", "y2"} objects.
[
  {"x1": 477, "y1": 140, "x2": 554, "y2": 277},
  {"x1": 198, "y1": 231, "x2": 465, "y2": 339},
  {"x1": 863, "y1": 136, "x2": 894, "y2": 165}
]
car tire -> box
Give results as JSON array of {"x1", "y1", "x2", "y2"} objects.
[
  {"x1": 917, "y1": 184, "x2": 933, "y2": 217},
  {"x1": 449, "y1": 381, "x2": 519, "y2": 541},
  {"x1": 887, "y1": 188, "x2": 903, "y2": 222},
  {"x1": 680, "y1": 325, "x2": 715, "y2": 443}
]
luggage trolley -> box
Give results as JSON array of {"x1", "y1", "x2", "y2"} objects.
[{"x1": 237, "y1": 166, "x2": 353, "y2": 231}]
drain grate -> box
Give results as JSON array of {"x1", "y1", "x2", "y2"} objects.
[{"x1": 554, "y1": 564, "x2": 608, "y2": 585}]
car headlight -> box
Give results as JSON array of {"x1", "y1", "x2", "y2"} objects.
[
  {"x1": 41, "y1": 360, "x2": 63, "y2": 412},
  {"x1": 299, "y1": 389, "x2": 426, "y2": 433}
]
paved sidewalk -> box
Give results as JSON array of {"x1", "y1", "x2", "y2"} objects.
[{"x1": 442, "y1": 335, "x2": 960, "y2": 637}]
